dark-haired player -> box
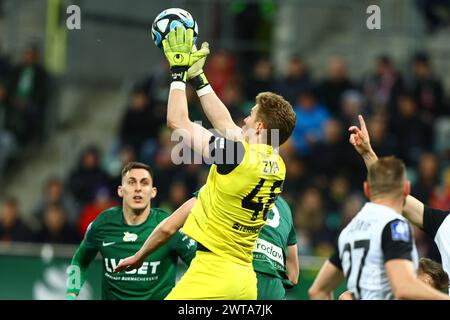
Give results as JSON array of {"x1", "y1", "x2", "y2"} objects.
[{"x1": 65, "y1": 162, "x2": 196, "y2": 300}]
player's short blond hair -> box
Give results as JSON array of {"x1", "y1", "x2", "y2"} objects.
[
  {"x1": 367, "y1": 156, "x2": 406, "y2": 199},
  {"x1": 255, "y1": 92, "x2": 296, "y2": 146}
]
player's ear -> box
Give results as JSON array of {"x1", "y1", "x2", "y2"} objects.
[
  {"x1": 256, "y1": 121, "x2": 265, "y2": 135},
  {"x1": 418, "y1": 273, "x2": 433, "y2": 287},
  {"x1": 404, "y1": 180, "x2": 411, "y2": 197},
  {"x1": 117, "y1": 186, "x2": 124, "y2": 198},
  {"x1": 363, "y1": 181, "x2": 370, "y2": 199},
  {"x1": 150, "y1": 187, "x2": 157, "y2": 200}
]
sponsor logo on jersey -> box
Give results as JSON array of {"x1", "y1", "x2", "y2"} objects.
[
  {"x1": 232, "y1": 222, "x2": 260, "y2": 233},
  {"x1": 104, "y1": 258, "x2": 160, "y2": 275},
  {"x1": 123, "y1": 232, "x2": 138, "y2": 242},
  {"x1": 253, "y1": 238, "x2": 284, "y2": 265},
  {"x1": 102, "y1": 241, "x2": 115, "y2": 247},
  {"x1": 390, "y1": 220, "x2": 410, "y2": 242}
]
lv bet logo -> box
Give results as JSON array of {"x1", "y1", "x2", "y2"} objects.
[{"x1": 105, "y1": 258, "x2": 160, "y2": 274}]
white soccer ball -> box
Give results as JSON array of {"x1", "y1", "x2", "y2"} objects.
[{"x1": 151, "y1": 8, "x2": 199, "y2": 48}]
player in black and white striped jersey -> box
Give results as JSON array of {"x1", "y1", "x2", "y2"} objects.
[
  {"x1": 348, "y1": 115, "x2": 450, "y2": 295},
  {"x1": 309, "y1": 157, "x2": 449, "y2": 300}
]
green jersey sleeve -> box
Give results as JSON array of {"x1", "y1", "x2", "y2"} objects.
[
  {"x1": 287, "y1": 224, "x2": 297, "y2": 246},
  {"x1": 171, "y1": 230, "x2": 197, "y2": 265},
  {"x1": 278, "y1": 197, "x2": 297, "y2": 246},
  {"x1": 84, "y1": 221, "x2": 99, "y2": 248},
  {"x1": 65, "y1": 222, "x2": 99, "y2": 297}
]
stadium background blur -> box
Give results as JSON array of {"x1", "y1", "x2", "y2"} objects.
[{"x1": 1, "y1": 0, "x2": 450, "y2": 299}]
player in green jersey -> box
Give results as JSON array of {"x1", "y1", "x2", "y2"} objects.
[
  {"x1": 65, "y1": 162, "x2": 196, "y2": 300},
  {"x1": 254, "y1": 196, "x2": 299, "y2": 300},
  {"x1": 115, "y1": 193, "x2": 299, "y2": 300}
]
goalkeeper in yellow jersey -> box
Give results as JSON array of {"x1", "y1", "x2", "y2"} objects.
[{"x1": 115, "y1": 27, "x2": 296, "y2": 299}]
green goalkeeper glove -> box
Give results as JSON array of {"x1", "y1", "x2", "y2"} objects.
[{"x1": 162, "y1": 27, "x2": 209, "y2": 83}]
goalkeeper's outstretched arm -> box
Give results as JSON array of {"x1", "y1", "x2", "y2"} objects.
[
  {"x1": 114, "y1": 197, "x2": 196, "y2": 273},
  {"x1": 134, "y1": 197, "x2": 196, "y2": 260},
  {"x1": 196, "y1": 87, "x2": 243, "y2": 141},
  {"x1": 162, "y1": 27, "x2": 213, "y2": 160},
  {"x1": 187, "y1": 44, "x2": 242, "y2": 141}
]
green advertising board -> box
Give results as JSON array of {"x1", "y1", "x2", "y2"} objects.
[
  {"x1": 0, "y1": 243, "x2": 102, "y2": 300},
  {"x1": 0, "y1": 243, "x2": 346, "y2": 300}
]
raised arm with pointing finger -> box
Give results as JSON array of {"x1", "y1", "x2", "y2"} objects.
[
  {"x1": 348, "y1": 115, "x2": 425, "y2": 228},
  {"x1": 349, "y1": 115, "x2": 450, "y2": 283}
]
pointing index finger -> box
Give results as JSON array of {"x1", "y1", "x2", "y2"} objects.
[{"x1": 358, "y1": 115, "x2": 367, "y2": 133}]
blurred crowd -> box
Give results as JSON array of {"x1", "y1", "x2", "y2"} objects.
[
  {"x1": 1, "y1": 40, "x2": 450, "y2": 264},
  {"x1": 0, "y1": 44, "x2": 49, "y2": 184}
]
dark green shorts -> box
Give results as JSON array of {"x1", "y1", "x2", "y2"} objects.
[{"x1": 256, "y1": 272, "x2": 285, "y2": 300}]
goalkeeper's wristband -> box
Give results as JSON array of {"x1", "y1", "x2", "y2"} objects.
[
  {"x1": 189, "y1": 73, "x2": 209, "y2": 90},
  {"x1": 170, "y1": 81, "x2": 186, "y2": 91},
  {"x1": 170, "y1": 67, "x2": 188, "y2": 83},
  {"x1": 189, "y1": 73, "x2": 213, "y2": 97}
]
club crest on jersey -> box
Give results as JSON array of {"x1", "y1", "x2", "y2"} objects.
[
  {"x1": 390, "y1": 220, "x2": 410, "y2": 242},
  {"x1": 123, "y1": 232, "x2": 138, "y2": 242}
]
